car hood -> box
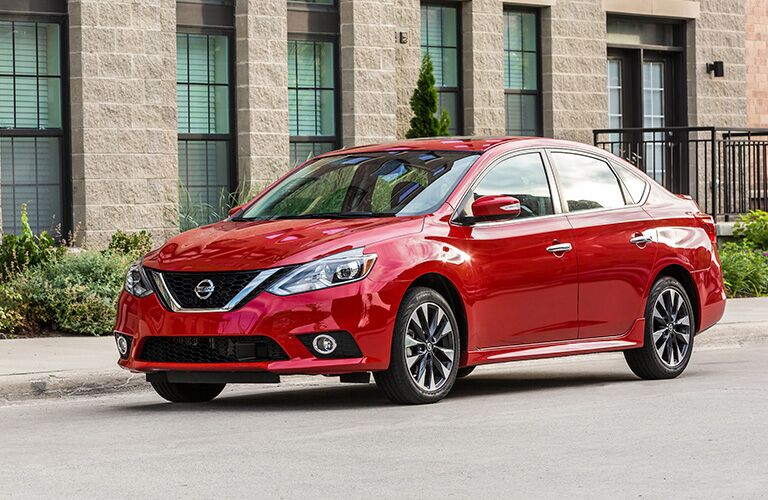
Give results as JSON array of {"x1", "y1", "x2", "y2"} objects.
[{"x1": 143, "y1": 216, "x2": 425, "y2": 272}]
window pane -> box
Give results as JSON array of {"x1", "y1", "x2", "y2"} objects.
[
  {"x1": 522, "y1": 52, "x2": 537, "y2": 90},
  {"x1": 505, "y1": 94, "x2": 537, "y2": 136},
  {"x1": 0, "y1": 76, "x2": 13, "y2": 126},
  {"x1": 0, "y1": 137, "x2": 62, "y2": 235},
  {"x1": 178, "y1": 140, "x2": 229, "y2": 226},
  {"x1": 13, "y1": 23, "x2": 37, "y2": 76},
  {"x1": 465, "y1": 152, "x2": 553, "y2": 218},
  {"x1": 438, "y1": 91, "x2": 458, "y2": 135},
  {"x1": 289, "y1": 142, "x2": 335, "y2": 168},
  {"x1": 288, "y1": 39, "x2": 336, "y2": 141},
  {"x1": 552, "y1": 152, "x2": 625, "y2": 211},
  {"x1": 522, "y1": 13, "x2": 536, "y2": 51},
  {"x1": 0, "y1": 22, "x2": 12, "y2": 74},
  {"x1": 615, "y1": 165, "x2": 648, "y2": 204},
  {"x1": 177, "y1": 33, "x2": 230, "y2": 135},
  {"x1": 420, "y1": 4, "x2": 461, "y2": 133},
  {"x1": 14, "y1": 76, "x2": 38, "y2": 128},
  {"x1": 41, "y1": 77, "x2": 61, "y2": 128},
  {"x1": 38, "y1": 23, "x2": 60, "y2": 76}
]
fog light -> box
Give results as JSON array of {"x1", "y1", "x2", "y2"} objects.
[
  {"x1": 312, "y1": 334, "x2": 337, "y2": 355},
  {"x1": 115, "y1": 334, "x2": 130, "y2": 358}
]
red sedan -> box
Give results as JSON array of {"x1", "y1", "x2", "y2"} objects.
[{"x1": 115, "y1": 137, "x2": 726, "y2": 405}]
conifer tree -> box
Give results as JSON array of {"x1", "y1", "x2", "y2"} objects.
[{"x1": 405, "y1": 54, "x2": 451, "y2": 138}]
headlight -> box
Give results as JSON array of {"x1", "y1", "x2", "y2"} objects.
[
  {"x1": 267, "y1": 248, "x2": 377, "y2": 296},
  {"x1": 125, "y1": 261, "x2": 153, "y2": 298}
]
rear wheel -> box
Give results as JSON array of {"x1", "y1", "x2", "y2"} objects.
[
  {"x1": 150, "y1": 380, "x2": 226, "y2": 403},
  {"x1": 374, "y1": 287, "x2": 460, "y2": 405},
  {"x1": 625, "y1": 276, "x2": 695, "y2": 379}
]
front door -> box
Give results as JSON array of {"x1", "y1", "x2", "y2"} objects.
[{"x1": 450, "y1": 151, "x2": 579, "y2": 348}]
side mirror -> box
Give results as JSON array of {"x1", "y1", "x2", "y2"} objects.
[
  {"x1": 470, "y1": 195, "x2": 522, "y2": 221},
  {"x1": 228, "y1": 205, "x2": 244, "y2": 217}
]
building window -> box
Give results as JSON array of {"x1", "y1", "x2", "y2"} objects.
[
  {"x1": 0, "y1": 20, "x2": 64, "y2": 235},
  {"x1": 420, "y1": 3, "x2": 461, "y2": 135},
  {"x1": 288, "y1": 39, "x2": 337, "y2": 167},
  {"x1": 176, "y1": 32, "x2": 232, "y2": 228},
  {"x1": 504, "y1": 9, "x2": 540, "y2": 136}
]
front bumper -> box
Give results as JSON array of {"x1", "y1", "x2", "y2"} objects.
[{"x1": 115, "y1": 278, "x2": 404, "y2": 375}]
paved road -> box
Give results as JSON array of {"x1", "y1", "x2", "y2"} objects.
[{"x1": 2, "y1": 344, "x2": 767, "y2": 499}]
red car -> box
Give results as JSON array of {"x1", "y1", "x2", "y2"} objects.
[{"x1": 115, "y1": 137, "x2": 726, "y2": 405}]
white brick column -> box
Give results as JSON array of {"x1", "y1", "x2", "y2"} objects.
[
  {"x1": 340, "y1": 0, "x2": 398, "y2": 146},
  {"x1": 69, "y1": 0, "x2": 179, "y2": 247},
  {"x1": 235, "y1": 0, "x2": 289, "y2": 191},
  {"x1": 463, "y1": 0, "x2": 505, "y2": 136}
]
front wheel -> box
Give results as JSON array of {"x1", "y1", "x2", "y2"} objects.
[
  {"x1": 625, "y1": 277, "x2": 695, "y2": 379},
  {"x1": 150, "y1": 380, "x2": 226, "y2": 403},
  {"x1": 374, "y1": 287, "x2": 460, "y2": 405}
]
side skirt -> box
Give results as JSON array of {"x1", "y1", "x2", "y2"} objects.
[{"x1": 465, "y1": 318, "x2": 645, "y2": 367}]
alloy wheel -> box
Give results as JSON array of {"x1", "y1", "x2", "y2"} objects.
[
  {"x1": 404, "y1": 302, "x2": 456, "y2": 391},
  {"x1": 651, "y1": 288, "x2": 692, "y2": 367}
]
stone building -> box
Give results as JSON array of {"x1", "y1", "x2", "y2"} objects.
[{"x1": 0, "y1": 0, "x2": 761, "y2": 245}]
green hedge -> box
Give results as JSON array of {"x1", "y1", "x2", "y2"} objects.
[
  {"x1": 720, "y1": 210, "x2": 768, "y2": 298},
  {"x1": 0, "y1": 222, "x2": 152, "y2": 337}
]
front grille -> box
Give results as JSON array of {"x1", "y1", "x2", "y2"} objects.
[
  {"x1": 138, "y1": 336, "x2": 288, "y2": 363},
  {"x1": 155, "y1": 270, "x2": 261, "y2": 309}
]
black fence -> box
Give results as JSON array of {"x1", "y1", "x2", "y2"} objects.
[{"x1": 593, "y1": 126, "x2": 768, "y2": 219}]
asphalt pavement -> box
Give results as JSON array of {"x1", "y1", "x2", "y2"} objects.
[{"x1": 2, "y1": 342, "x2": 767, "y2": 499}]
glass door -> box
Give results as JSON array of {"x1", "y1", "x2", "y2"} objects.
[{"x1": 643, "y1": 60, "x2": 665, "y2": 183}]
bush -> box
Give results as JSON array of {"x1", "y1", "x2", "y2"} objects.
[
  {"x1": 11, "y1": 250, "x2": 133, "y2": 336},
  {"x1": 734, "y1": 210, "x2": 768, "y2": 250},
  {"x1": 108, "y1": 230, "x2": 152, "y2": 258},
  {"x1": 719, "y1": 241, "x2": 768, "y2": 298},
  {"x1": 405, "y1": 54, "x2": 450, "y2": 139},
  {"x1": 0, "y1": 204, "x2": 64, "y2": 280}
]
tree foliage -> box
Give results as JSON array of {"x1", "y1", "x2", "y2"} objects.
[{"x1": 405, "y1": 54, "x2": 451, "y2": 139}]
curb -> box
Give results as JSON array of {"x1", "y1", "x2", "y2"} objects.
[{"x1": 2, "y1": 322, "x2": 767, "y2": 403}]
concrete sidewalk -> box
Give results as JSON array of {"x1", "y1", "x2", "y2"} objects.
[{"x1": 1, "y1": 297, "x2": 767, "y2": 401}]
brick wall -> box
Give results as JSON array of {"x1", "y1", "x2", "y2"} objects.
[
  {"x1": 746, "y1": 0, "x2": 768, "y2": 127},
  {"x1": 68, "y1": 0, "x2": 179, "y2": 247}
]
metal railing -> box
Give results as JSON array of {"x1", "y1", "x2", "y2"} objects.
[{"x1": 593, "y1": 126, "x2": 768, "y2": 219}]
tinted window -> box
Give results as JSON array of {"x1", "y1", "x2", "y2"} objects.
[
  {"x1": 551, "y1": 152, "x2": 625, "y2": 212},
  {"x1": 462, "y1": 152, "x2": 554, "y2": 219},
  {"x1": 615, "y1": 164, "x2": 648, "y2": 204}
]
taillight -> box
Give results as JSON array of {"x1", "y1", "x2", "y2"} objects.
[{"x1": 694, "y1": 211, "x2": 717, "y2": 246}]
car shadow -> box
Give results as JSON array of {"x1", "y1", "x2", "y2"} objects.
[{"x1": 118, "y1": 370, "x2": 640, "y2": 413}]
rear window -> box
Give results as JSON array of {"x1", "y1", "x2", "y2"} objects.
[{"x1": 615, "y1": 164, "x2": 648, "y2": 204}]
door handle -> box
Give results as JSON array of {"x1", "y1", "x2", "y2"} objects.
[
  {"x1": 546, "y1": 242, "x2": 573, "y2": 254},
  {"x1": 629, "y1": 235, "x2": 653, "y2": 246}
]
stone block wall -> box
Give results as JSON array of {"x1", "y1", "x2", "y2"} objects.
[
  {"x1": 235, "y1": 0, "x2": 289, "y2": 193},
  {"x1": 340, "y1": 0, "x2": 398, "y2": 146},
  {"x1": 69, "y1": 0, "x2": 179, "y2": 247},
  {"x1": 746, "y1": 0, "x2": 768, "y2": 128}
]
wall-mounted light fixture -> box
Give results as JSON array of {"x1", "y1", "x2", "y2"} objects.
[{"x1": 706, "y1": 61, "x2": 724, "y2": 77}]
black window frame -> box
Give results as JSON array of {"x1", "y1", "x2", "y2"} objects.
[
  {"x1": 420, "y1": 1, "x2": 463, "y2": 136},
  {"x1": 0, "y1": 10, "x2": 70, "y2": 237},
  {"x1": 503, "y1": 6, "x2": 542, "y2": 137},
  {"x1": 288, "y1": 1, "x2": 340, "y2": 168},
  {"x1": 176, "y1": 12, "x2": 238, "y2": 226}
]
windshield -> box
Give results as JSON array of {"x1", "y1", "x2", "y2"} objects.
[{"x1": 238, "y1": 151, "x2": 480, "y2": 220}]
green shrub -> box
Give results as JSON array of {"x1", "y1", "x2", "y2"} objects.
[
  {"x1": 734, "y1": 210, "x2": 768, "y2": 250},
  {"x1": 108, "y1": 230, "x2": 152, "y2": 257},
  {"x1": 0, "y1": 283, "x2": 26, "y2": 334},
  {"x1": 0, "y1": 204, "x2": 64, "y2": 281},
  {"x1": 405, "y1": 54, "x2": 450, "y2": 139},
  {"x1": 719, "y1": 241, "x2": 768, "y2": 297},
  {"x1": 15, "y1": 250, "x2": 133, "y2": 336}
]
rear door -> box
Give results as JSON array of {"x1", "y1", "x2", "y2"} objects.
[
  {"x1": 451, "y1": 150, "x2": 579, "y2": 347},
  {"x1": 548, "y1": 150, "x2": 657, "y2": 338}
]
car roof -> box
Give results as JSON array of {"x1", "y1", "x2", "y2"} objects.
[{"x1": 320, "y1": 136, "x2": 602, "y2": 156}]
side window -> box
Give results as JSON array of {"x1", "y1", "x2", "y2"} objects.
[
  {"x1": 462, "y1": 152, "x2": 554, "y2": 219},
  {"x1": 551, "y1": 152, "x2": 625, "y2": 212},
  {"x1": 614, "y1": 164, "x2": 648, "y2": 204}
]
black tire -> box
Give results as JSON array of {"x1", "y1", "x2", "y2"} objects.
[
  {"x1": 624, "y1": 276, "x2": 695, "y2": 380},
  {"x1": 457, "y1": 366, "x2": 475, "y2": 378},
  {"x1": 150, "y1": 380, "x2": 226, "y2": 403},
  {"x1": 374, "y1": 287, "x2": 460, "y2": 405}
]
